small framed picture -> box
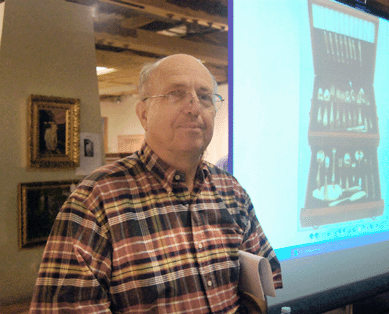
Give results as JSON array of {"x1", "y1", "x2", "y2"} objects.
[
  {"x1": 84, "y1": 138, "x2": 94, "y2": 157},
  {"x1": 18, "y1": 180, "x2": 78, "y2": 249},
  {"x1": 27, "y1": 95, "x2": 80, "y2": 168}
]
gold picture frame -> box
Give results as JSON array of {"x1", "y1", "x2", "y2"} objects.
[
  {"x1": 18, "y1": 180, "x2": 78, "y2": 249},
  {"x1": 28, "y1": 95, "x2": 80, "y2": 168}
]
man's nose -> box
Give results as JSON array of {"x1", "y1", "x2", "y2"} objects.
[{"x1": 184, "y1": 93, "x2": 201, "y2": 114}]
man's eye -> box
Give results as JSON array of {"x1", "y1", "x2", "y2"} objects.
[{"x1": 198, "y1": 94, "x2": 212, "y2": 101}]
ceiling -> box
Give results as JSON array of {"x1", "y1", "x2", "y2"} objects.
[
  {"x1": 6, "y1": 0, "x2": 389, "y2": 99},
  {"x1": 65, "y1": 0, "x2": 228, "y2": 98}
]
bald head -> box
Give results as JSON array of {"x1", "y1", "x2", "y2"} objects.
[{"x1": 138, "y1": 54, "x2": 216, "y2": 99}]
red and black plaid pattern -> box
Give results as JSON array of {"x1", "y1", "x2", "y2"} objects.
[{"x1": 30, "y1": 143, "x2": 282, "y2": 313}]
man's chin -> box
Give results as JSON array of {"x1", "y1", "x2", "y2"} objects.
[{"x1": 174, "y1": 141, "x2": 207, "y2": 155}]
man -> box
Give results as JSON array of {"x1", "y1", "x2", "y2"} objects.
[{"x1": 30, "y1": 54, "x2": 282, "y2": 313}]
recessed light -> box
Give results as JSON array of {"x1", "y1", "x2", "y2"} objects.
[{"x1": 96, "y1": 67, "x2": 117, "y2": 75}]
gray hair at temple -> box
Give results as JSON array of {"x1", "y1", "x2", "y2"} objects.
[{"x1": 137, "y1": 56, "x2": 218, "y2": 100}]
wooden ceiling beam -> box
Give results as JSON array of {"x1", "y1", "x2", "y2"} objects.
[
  {"x1": 96, "y1": 50, "x2": 227, "y2": 86},
  {"x1": 369, "y1": 0, "x2": 389, "y2": 16},
  {"x1": 96, "y1": 49, "x2": 157, "y2": 69},
  {"x1": 120, "y1": 15, "x2": 156, "y2": 29},
  {"x1": 98, "y1": 0, "x2": 228, "y2": 31},
  {"x1": 205, "y1": 64, "x2": 228, "y2": 83},
  {"x1": 95, "y1": 29, "x2": 228, "y2": 66}
]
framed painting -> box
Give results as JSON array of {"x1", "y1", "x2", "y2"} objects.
[
  {"x1": 18, "y1": 180, "x2": 78, "y2": 249},
  {"x1": 28, "y1": 95, "x2": 80, "y2": 168}
]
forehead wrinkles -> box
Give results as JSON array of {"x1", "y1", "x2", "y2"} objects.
[{"x1": 148, "y1": 59, "x2": 214, "y2": 94}]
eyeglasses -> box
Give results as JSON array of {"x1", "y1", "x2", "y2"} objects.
[{"x1": 142, "y1": 90, "x2": 224, "y2": 111}]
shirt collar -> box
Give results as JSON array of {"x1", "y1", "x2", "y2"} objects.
[{"x1": 138, "y1": 142, "x2": 209, "y2": 193}]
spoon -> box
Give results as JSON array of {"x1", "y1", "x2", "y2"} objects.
[
  {"x1": 335, "y1": 34, "x2": 340, "y2": 63},
  {"x1": 344, "y1": 36, "x2": 349, "y2": 64},
  {"x1": 336, "y1": 109, "x2": 340, "y2": 129},
  {"x1": 340, "y1": 36, "x2": 345, "y2": 63},
  {"x1": 316, "y1": 150, "x2": 325, "y2": 188},
  {"x1": 323, "y1": 106, "x2": 328, "y2": 127},
  {"x1": 352, "y1": 39, "x2": 357, "y2": 61},
  {"x1": 365, "y1": 158, "x2": 369, "y2": 198},
  {"x1": 317, "y1": 88, "x2": 323, "y2": 125},
  {"x1": 328, "y1": 191, "x2": 366, "y2": 207},
  {"x1": 348, "y1": 38, "x2": 353, "y2": 61},
  {"x1": 338, "y1": 157, "x2": 343, "y2": 188},
  {"x1": 323, "y1": 156, "x2": 330, "y2": 200},
  {"x1": 330, "y1": 102, "x2": 335, "y2": 129},
  {"x1": 329, "y1": 33, "x2": 335, "y2": 59},
  {"x1": 352, "y1": 162, "x2": 356, "y2": 184},
  {"x1": 344, "y1": 153, "x2": 351, "y2": 190},
  {"x1": 351, "y1": 162, "x2": 357, "y2": 184},
  {"x1": 355, "y1": 150, "x2": 364, "y2": 168},
  {"x1": 330, "y1": 85, "x2": 335, "y2": 99},
  {"x1": 331, "y1": 148, "x2": 336, "y2": 185},
  {"x1": 324, "y1": 31, "x2": 330, "y2": 54},
  {"x1": 312, "y1": 185, "x2": 360, "y2": 201}
]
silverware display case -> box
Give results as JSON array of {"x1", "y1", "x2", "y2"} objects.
[{"x1": 300, "y1": 0, "x2": 384, "y2": 227}]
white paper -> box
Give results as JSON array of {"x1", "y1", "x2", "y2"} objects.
[
  {"x1": 238, "y1": 250, "x2": 276, "y2": 300},
  {"x1": 75, "y1": 132, "x2": 103, "y2": 176}
]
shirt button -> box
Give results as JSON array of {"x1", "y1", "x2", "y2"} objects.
[
  {"x1": 174, "y1": 174, "x2": 181, "y2": 181},
  {"x1": 207, "y1": 280, "x2": 213, "y2": 287},
  {"x1": 198, "y1": 243, "x2": 203, "y2": 249}
]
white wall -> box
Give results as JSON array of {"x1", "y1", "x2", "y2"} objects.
[
  {"x1": 100, "y1": 95, "x2": 144, "y2": 153},
  {"x1": 0, "y1": 0, "x2": 101, "y2": 305}
]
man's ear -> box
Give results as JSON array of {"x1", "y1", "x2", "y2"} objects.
[{"x1": 135, "y1": 100, "x2": 148, "y2": 131}]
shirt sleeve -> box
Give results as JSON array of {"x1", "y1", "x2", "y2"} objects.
[
  {"x1": 238, "y1": 190, "x2": 283, "y2": 290},
  {"x1": 29, "y1": 184, "x2": 113, "y2": 313}
]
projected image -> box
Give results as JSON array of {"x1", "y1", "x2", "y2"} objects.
[
  {"x1": 300, "y1": 1, "x2": 385, "y2": 227},
  {"x1": 234, "y1": 1, "x2": 389, "y2": 306},
  {"x1": 234, "y1": 0, "x2": 389, "y2": 263}
]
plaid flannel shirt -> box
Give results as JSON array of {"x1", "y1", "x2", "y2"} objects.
[{"x1": 30, "y1": 143, "x2": 282, "y2": 313}]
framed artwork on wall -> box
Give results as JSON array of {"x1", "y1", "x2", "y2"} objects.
[
  {"x1": 27, "y1": 95, "x2": 80, "y2": 169},
  {"x1": 18, "y1": 180, "x2": 78, "y2": 249}
]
